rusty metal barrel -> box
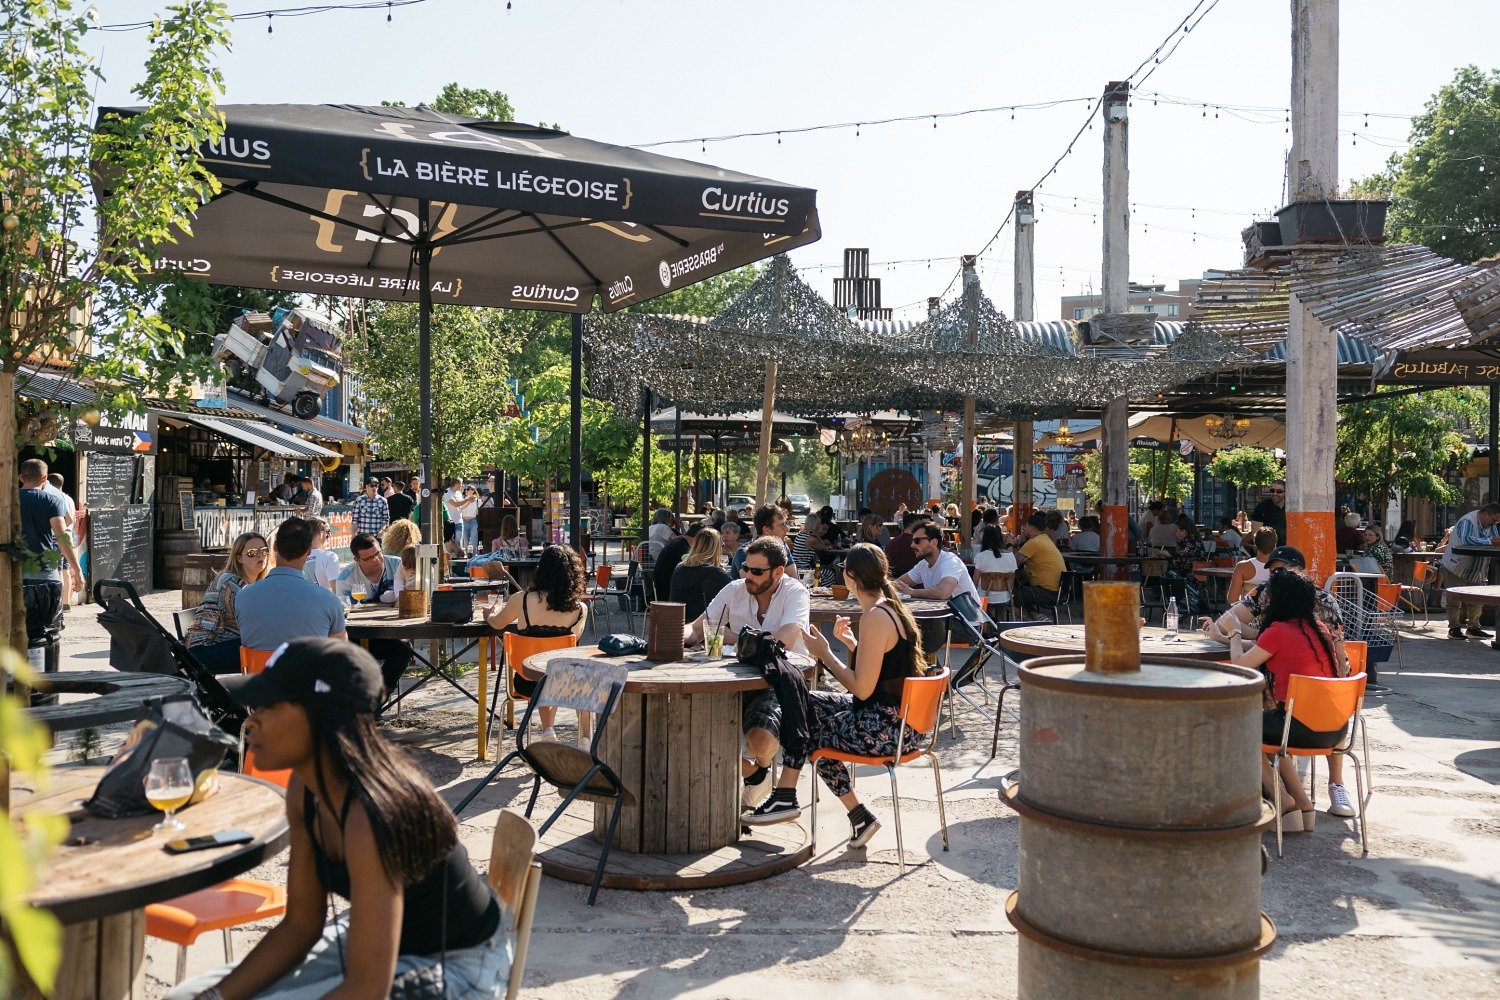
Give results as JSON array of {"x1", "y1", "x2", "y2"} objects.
[{"x1": 1002, "y1": 581, "x2": 1275, "y2": 999}]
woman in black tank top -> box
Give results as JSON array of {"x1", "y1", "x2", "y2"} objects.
[
  {"x1": 484, "y1": 544, "x2": 589, "y2": 741},
  {"x1": 742, "y1": 544, "x2": 928, "y2": 850},
  {"x1": 167, "y1": 638, "x2": 507, "y2": 1000}
]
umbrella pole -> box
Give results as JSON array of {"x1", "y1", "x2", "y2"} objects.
[
  {"x1": 570, "y1": 312, "x2": 584, "y2": 550},
  {"x1": 674, "y1": 405, "x2": 682, "y2": 515},
  {"x1": 417, "y1": 213, "x2": 436, "y2": 550},
  {"x1": 641, "y1": 389, "x2": 652, "y2": 530},
  {"x1": 755, "y1": 360, "x2": 777, "y2": 503}
]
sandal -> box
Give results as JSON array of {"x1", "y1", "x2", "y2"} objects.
[{"x1": 1276, "y1": 806, "x2": 1305, "y2": 833}]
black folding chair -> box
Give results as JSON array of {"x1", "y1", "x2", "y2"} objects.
[
  {"x1": 453, "y1": 659, "x2": 632, "y2": 905},
  {"x1": 942, "y1": 594, "x2": 1024, "y2": 754}
]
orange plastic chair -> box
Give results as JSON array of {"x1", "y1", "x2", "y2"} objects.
[
  {"x1": 1343, "y1": 639, "x2": 1368, "y2": 675},
  {"x1": 470, "y1": 565, "x2": 488, "y2": 579},
  {"x1": 809, "y1": 668, "x2": 951, "y2": 873},
  {"x1": 239, "y1": 647, "x2": 292, "y2": 789},
  {"x1": 1398, "y1": 561, "x2": 1431, "y2": 629},
  {"x1": 146, "y1": 878, "x2": 287, "y2": 985},
  {"x1": 500, "y1": 630, "x2": 579, "y2": 734},
  {"x1": 1260, "y1": 672, "x2": 1369, "y2": 858}
]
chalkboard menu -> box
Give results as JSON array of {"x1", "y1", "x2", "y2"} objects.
[
  {"x1": 85, "y1": 452, "x2": 138, "y2": 508},
  {"x1": 88, "y1": 504, "x2": 153, "y2": 592},
  {"x1": 179, "y1": 491, "x2": 196, "y2": 531}
]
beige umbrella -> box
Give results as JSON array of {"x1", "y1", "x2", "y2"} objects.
[{"x1": 1038, "y1": 412, "x2": 1286, "y2": 451}]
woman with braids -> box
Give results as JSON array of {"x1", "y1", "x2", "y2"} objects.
[
  {"x1": 1228, "y1": 568, "x2": 1350, "y2": 833},
  {"x1": 743, "y1": 543, "x2": 927, "y2": 850},
  {"x1": 169, "y1": 638, "x2": 509, "y2": 999},
  {"x1": 484, "y1": 544, "x2": 588, "y2": 742}
]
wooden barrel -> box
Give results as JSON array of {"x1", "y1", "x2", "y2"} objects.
[
  {"x1": 1003, "y1": 655, "x2": 1273, "y2": 999},
  {"x1": 154, "y1": 530, "x2": 200, "y2": 594},
  {"x1": 181, "y1": 552, "x2": 225, "y2": 609}
]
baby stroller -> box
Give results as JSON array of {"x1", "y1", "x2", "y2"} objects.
[{"x1": 93, "y1": 578, "x2": 247, "y2": 743}]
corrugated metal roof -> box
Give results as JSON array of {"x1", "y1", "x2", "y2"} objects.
[
  {"x1": 170, "y1": 414, "x2": 339, "y2": 459},
  {"x1": 227, "y1": 390, "x2": 367, "y2": 443},
  {"x1": 15, "y1": 367, "x2": 95, "y2": 406}
]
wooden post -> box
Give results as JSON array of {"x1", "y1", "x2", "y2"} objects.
[
  {"x1": 755, "y1": 361, "x2": 778, "y2": 504},
  {"x1": 640, "y1": 388, "x2": 652, "y2": 529}
]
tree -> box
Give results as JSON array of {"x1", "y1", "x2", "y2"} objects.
[
  {"x1": 1336, "y1": 387, "x2": 1484, "y2": 507},
  {"x1": 1, "y1": 3, "x2": 230, "y2": 990},
  {"x1": 491, "y1": 360, "x2": 636, "y2": 503},
  {"x1": 1353, "y1": 65, "x2": 1500, "y2": 264},
  {"x1": 1081, "y1": 447, "x2": 1194, "y2": 506},
  {"x1": 347, "y1": 301, "x2": 515, "y2": 478},
  {"x1": 1206, "y1": 447, "x2": 1285, "y2": 513}
]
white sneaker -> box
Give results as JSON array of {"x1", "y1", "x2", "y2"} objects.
[
  {"x1": 742, "y1": 766, "x2": 773, "y2": 810},
  {"x1": 1327, "y1": 782, "x2": 1356, "y2": 818},
  {"x1": 540, "y1": 727, "x2": 559, "y2": 742}
]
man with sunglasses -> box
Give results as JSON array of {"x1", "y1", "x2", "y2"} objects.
[
  {"x1": 684, "y1": 536, "x2": 810, "y2": 810},
  {"x1": 894, "y1": 522, "x2": 980, "y2": 603},
  {"x1": 1251, "y1": 482, "x2": 1288, "y2": 546}
]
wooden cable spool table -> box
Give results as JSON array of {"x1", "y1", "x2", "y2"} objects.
[
  {"x1": 15, "y1": 767, "x2": 289, "y2": 1000},
  {"x1": 20, "y1": 671, "x2": 192, "y2": 733},
  {"x1": 999, "y1": 623, "x2": 1230, "y2": 661},
  {"x1": 520, "y1": 646, "x2": 816, "y2": 890},
  {"x1": 805, "y1": 594, "x2": 951, "y2": 623}
]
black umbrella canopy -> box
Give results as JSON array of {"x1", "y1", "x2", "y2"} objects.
[
  {"x1": 95, "y1": 103, "x2": 821, "y2": 311},
  {"x1": 96, "y1": 103, "x2": 821, "y2": 546}
]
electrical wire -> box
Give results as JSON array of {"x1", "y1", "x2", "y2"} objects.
[{"x1": 96, "y1": 0, "x2": 434, "y2": 32}]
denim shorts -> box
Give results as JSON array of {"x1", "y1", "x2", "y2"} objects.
[{"x1": 165, "y1": 913, "x2": 513, "y2": 999}]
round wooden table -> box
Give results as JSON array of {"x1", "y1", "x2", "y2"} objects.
[
  {"x1": 21, "y1": 671, "x2": 192, "y2": 733},
  {"x1": 998, "y1": 623, "x2": 1230, "y2": 661},
  {"x1": 521, "y1": 646, "x2": 816, "y2": 890},
  {"x1": 16, "y1": 767, "x2": 289, "y2": 1000}
]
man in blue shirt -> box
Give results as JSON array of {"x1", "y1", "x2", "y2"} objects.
[
  {"x1": 19, "y1": 459, "x2": 83, "y2": 680},
  {"x1": 236, "y1": 517, "x2": 346, "y2": 652}
]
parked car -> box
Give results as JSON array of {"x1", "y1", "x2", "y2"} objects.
[
  {"x1": 788, "y1": 493, "x2": 812, "y2": 514},
  {"x1": 726, "y1": 494, "x2": 757, "y2": 513}
]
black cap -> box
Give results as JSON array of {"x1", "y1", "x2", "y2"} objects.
[
  {"x1": 365, "y1": 478, "x2": 380, "y2": 487},
  {"x1": 222, "y1": 637, "x2": 384, "y2": 713},
  {"x1": 1266, "y1": 545, "x2": 1306, "y2": 569}
]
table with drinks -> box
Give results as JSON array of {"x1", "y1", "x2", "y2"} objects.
[
  {"x1": 344, "y1": 588, "x2": 506, "y2": 759},
  {"x1": 15, "y1": 765, "x2": 289, "y2": 1000}
]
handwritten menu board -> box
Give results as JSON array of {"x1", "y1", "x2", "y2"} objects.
[
  {"x1": 88, "y1": 504, "x2": 153, "y2": 592},
  {"x1": 85, "y1": 452, "x2": 137, "y2": 509},
  {"x1": 179, "y1": 491, "x2": 196, "y2": 531}
]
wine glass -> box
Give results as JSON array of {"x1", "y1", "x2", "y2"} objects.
[
  {"x1": 350, "y1": 586, "x2": 368, "y2": 604},
  {"x1": 144, "y1": 757, "x2": 194, "y2": 834}
]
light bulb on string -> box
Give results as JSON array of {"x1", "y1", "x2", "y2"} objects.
[
  {"x1": 386, "y1": 2, "x2": 392, "y2": 21},
  {"x1": 266, "y1": 13, "x2": 272, "y2": 33}
]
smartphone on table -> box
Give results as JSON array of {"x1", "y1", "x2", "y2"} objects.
[{"x1": 164, "y1": 829, "x2": 255, "y2": 855}]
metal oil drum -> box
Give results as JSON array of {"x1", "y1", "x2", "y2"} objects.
[{"x1": 1002, "y1": 654, "x2": 1275, "y2": 999}]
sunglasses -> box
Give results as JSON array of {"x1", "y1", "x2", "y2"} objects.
[
  {"x1": 243, "y1": 547, "x2": 270, "y2": 557},
  {"x1": 1269, "y1": 490, "x2": 1285, "y2": 495},
  {"x1": 741, "y1": 565, "x2": 772, "y2": 577}
]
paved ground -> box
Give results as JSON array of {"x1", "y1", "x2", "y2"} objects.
[{"x1": 39, "y1": 591, "x2": 1500, "y2": 998}]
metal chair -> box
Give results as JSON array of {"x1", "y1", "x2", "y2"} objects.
[
  {"x1": 1262, "y1": 672, "x2": 1370, "y2": 857},
  {"x1": 1397, "y1": 561, "x2": 1432, "y2": 630},
  {"x1": 487, "y1": 809, "x2": 543, "y2": 1000},
  {"x1": 941, "y1": 595, "x2": 1023, "y2": 750},
  {"x1": 456, "y1": 659, "x2": 632, "y2": 905},
  {"x1": 809, "y1": 669, "x2": 950, "y2": 875},
  {"x1": 496, "y1": 631, "x2": 579, "y2": 733}
]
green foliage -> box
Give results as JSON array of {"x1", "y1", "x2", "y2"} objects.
[
  {"x1": 491, "y1": 361, "x2": 636, "y2": 488},
  {"x1": 0, "y1": 652, "x2": 67, "y2": 994},
  {"x1": 1206, "y1": 447, "x2": 1284, "y2": 491},
  {"x1": 1081, "y1": 447, "x2": 1194, "y2": 504},
  {"x1": 2, "y1": 0, "x2": 231, "y2": 407},
  {"x1": 1336, "y1": 387, "x2": 1483, "y2": 504},
  {"x1": 1353, "y1": 65, "x2": 1500, "y2": 264},
  {"x1": 346, "y1": 301, "x2": 514, "y2": 478}
]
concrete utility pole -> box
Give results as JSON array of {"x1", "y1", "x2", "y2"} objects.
[
  {"x1": 1013, "y1": 191, "x2": 1036, "y2": 530},
  {"x1": 1285, "y1": 0, "x2": 1339, "y2": 582},
  {"x1": 1099, "y1": 82, "x2": 1132, "y2": 565},
  {"x1": 960, "y1": 256, "x2": 980, "y2": 549},
  {"x1": 926, "y1": 296, "x2": 944, "y2": 504}
]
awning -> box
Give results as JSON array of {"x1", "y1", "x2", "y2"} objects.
[
  {"x1": 169, "y1": 413, "x2": 339, "y2": 459},
  {"x1": 16, "y1": 366, "x2": 96, "y2": 406},
  {"x1": 226, "y1": 389, "x2": 367, "y2": 444}
]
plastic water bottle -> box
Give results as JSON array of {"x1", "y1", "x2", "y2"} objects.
[{"x1": 1165, "y1": 597, "x2": 1180, "y2": 637}]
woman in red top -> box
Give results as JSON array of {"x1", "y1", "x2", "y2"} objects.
[{"x1": 1229, "y1": 570, "x2": 1348, "y2": 832}]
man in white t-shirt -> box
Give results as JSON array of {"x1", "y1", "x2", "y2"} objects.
[
  {"x1": 894, "y1": 522, "x2": 980, "y2": 603},
  {"x1": 684, "y1": 536, "x2": 810, "y2": 810}
]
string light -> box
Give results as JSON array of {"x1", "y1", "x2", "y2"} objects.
[{"x1": 97, "y1": 0, "x2": 431, "y2": 31}]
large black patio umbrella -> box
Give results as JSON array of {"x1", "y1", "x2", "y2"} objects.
[{"x1": 95, "y1": 103, "x2": 819, "y2": 544}]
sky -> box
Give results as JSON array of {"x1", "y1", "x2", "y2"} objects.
[{"x1": 84, "y1": 0, "x2": 1500, "y2": 322}]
